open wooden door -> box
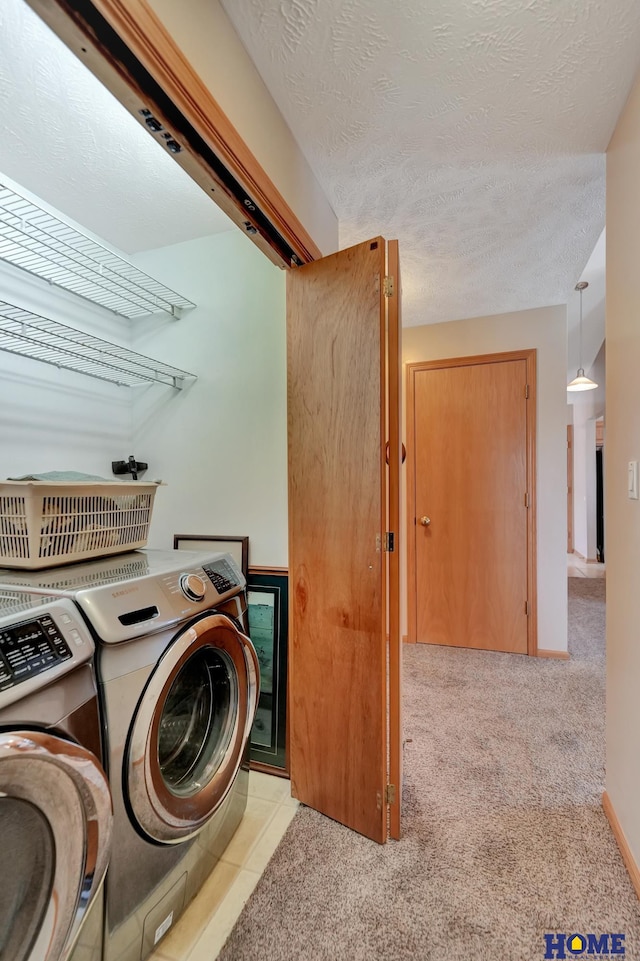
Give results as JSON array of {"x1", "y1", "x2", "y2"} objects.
[
  {"x1": 386, "y1": 240, "x2": 402, "y2": 841},
  {"x1": 287, "y1": 238, "x2": 402, "y2": 843}
]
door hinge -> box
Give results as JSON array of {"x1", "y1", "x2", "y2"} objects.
[
  {"x1": 383, "y1": 276, "x2": 394, "y2": 298},
  {"x1": 384, "y1": 532, "x2": 395, "y2": 552},
  {"x1": 524, "y1": 492, "x2": 530, "y2": 508},
  {"x1": 525, "y1": 384, "x2": 530, "y2": 399},
  {"x1": 386, "y1": 784, "x2": 396, "y2": 805},
  {"x1": 525, "y1": 600, "x2": 530, "y2": 616}
]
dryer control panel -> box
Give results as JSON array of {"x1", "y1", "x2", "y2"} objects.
[
  {"x1": 0, "y1": 614, "x2": 72, "y2": 692},
  {"x1": 0, "y1": 594, "x2": 95, "y2": 708}
]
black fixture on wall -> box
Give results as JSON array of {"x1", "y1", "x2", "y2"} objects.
[{"x1": 112, "y1": 455, "x2": 148, "y2": 481}]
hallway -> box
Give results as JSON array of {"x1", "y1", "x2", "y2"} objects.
[{"x1": 217, "y1": 576, "x2": 640, "y2": 961}]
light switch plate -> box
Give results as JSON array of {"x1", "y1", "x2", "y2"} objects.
[{"x1": 629, "y1": 461, "x2": 639, "y2": 500}]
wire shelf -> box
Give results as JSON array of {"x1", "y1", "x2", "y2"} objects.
[
  {"x1": 0, "y1": 300, "x2": 196, "y2": 389},
  {"x1": 0, "y1": 183, "x2": 196, "y2": 319}
]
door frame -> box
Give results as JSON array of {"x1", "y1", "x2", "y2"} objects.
[
  {"x1": 406, "y1": 349, "x2": 538, "y2": 655},
  {"x1": 26, "y1": 0, "x2": 322, "y2": 269}
]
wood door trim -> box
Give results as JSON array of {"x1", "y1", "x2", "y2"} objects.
[
  {"x1": 406, "y1": 349, "x2": 538, "y2": 654},
  {"x1": 603, "y1": 791, "x2": 640, "y2": 902},
  {"x1": 30, "y1": 0, "x2": 322, "y2": 268},
  {"x1": 526, "y1": 351, "x2": 538, "y2": 656},
  {"x1": 567, "y1": 425, "x2": 574, "y2": 553}
]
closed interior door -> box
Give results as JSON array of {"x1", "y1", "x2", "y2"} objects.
[{"x1": 408, "y1": 354, "x2": 534, "y2": 654}]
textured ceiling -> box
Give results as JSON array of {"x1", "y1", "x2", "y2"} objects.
[
  {"x1": 221, "y1": 0, "x2": 640, "y2": 325},
  {"x1": 0, "y1": 0, "x2": 232, "y2": 254}
]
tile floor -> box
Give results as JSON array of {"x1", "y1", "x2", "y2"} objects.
[
  {"x1": 149, "y1": 771, "x2": 298, "y2": 961},
  {"x1": 567, "y1": 551, "x2": 606, "y2": 578}
]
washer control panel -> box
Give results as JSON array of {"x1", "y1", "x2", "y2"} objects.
[
  {"x1": 179, "y1": 573, "x2": 206, "y2": 603},
  {"x1": 0, "y1": 614, "x2": 72, "y2": 692},
  {"x1": 202, "y1": 558, "x2": 239, "y2": 595}
]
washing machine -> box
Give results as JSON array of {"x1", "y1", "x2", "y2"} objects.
[
  {"x1": 0, "y1": 589, "x2": 112, "y2": 961},
  {"x1": 0, "y1": 550, "x2": 260, "y2": 961}
]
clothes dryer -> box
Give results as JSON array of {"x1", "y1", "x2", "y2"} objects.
[
  {"x1": 0, "y1": 590, "x2": 112, "y2": 961},
  {"x1": 0, "y1": 550, "x2": 259, "y2": 961}
]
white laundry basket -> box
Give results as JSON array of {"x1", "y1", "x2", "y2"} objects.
[{"x1": 0, "y1": 480, "x2": 159, "y2": 569}]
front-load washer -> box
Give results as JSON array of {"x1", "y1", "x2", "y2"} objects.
[
  {"x1": 0, "y1": 589, "x2": 112, "y2": 961},
  {"x1": 0, "y1": 550, "x2": 259, "y2": 961}
]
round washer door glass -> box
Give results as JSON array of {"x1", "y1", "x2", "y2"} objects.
[
  {"x1": 158, "y1": 647, "x2": 237, "y2": 797},
  {"x1": 0, "y1": 798, "x2": 54, "y2": 961},
  {"x1": 127, "y1": 613, "x2": 259, "y2": 843},
  {"x1": 0, "y1": 731, "x2": 112, "y2": 961}
]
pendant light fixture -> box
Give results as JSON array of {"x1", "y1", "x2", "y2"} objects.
[{"x1": 567, "y1": 281, "x2": 598, "y2": 391}]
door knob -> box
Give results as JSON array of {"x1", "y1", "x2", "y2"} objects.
[{"x1": 420, "y1": 516, "x2": 431, "y2": 527}]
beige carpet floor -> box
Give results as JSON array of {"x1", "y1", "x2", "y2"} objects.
[{"x1": 218, "y1": 578, "x2": 640, "y2": 960}]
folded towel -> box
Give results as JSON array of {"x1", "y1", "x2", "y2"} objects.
[
  {"x1": 9, "y1": 471, "x2": 120, "y2": 482},
  {"x1": 8, "y1": 471, "x2": 162, "y2": 484}
]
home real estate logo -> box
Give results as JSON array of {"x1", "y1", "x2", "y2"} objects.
[{"x1": 544, "y1": 933, "x2": 625, "y2": 958}]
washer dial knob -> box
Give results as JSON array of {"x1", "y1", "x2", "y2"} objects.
[{"x1": 179, "y1": 573, "x2": 206, "y2": 602}]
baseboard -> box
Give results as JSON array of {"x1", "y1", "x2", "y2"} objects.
[
  {"x1": 537, "y1": 649, "x2": 570, "y2": 660},
  {"x1": 570, "y1": 549, "x2": 600, "y2": 564},
  {"x1": 402, "y1": 634, "x2": 408, "y2": 644},
  {"x1": 603, "y1": 791, "x2": 640, "y2": 902}
]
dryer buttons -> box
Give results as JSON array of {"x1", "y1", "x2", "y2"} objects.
[{"x1": 179, "y1": 573, "x2": 206, "y2": 603}]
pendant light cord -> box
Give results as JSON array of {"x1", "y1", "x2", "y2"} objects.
[
  {"x1": 578, "y1": 286, "x2": 583, "y2": 370},
  {"x1": 575, "y1": 280, "x2": 589, "y2": 373}
]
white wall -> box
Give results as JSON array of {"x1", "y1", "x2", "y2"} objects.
[
  {"x1": 0, "y1": 261, "x2": 132, "y2": 479},
  {"x1": 605, "y1": 67, "x2": 640, "y2": 865},
  {"x1": 146, "y1": 0, "x2": 338, "y2": 257},
  {"x1": 403, "y1": 305, "x2": 568, "y2": 652},
  {"x1": 131, "y1": 229, "x2": 287, "y2": 567}
]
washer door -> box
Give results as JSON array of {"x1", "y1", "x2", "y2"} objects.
[
  {"x1": 127, "y1": 613, "x2": 259, "y2": 843},
  {"x1": 0, "y1": 731, "x2": 112, "y2": 961}
]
